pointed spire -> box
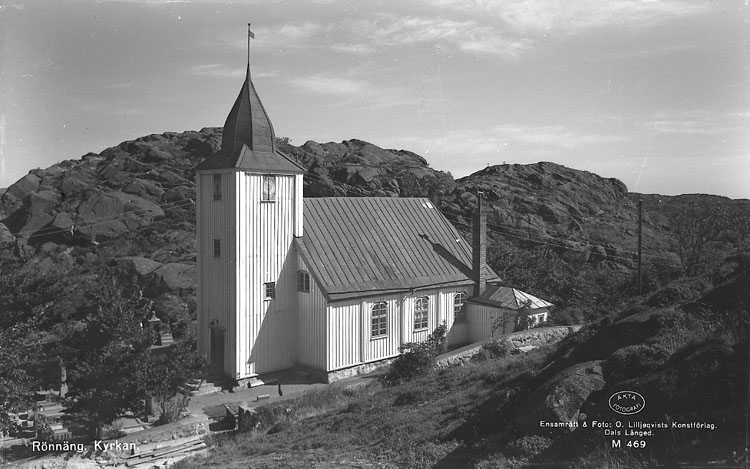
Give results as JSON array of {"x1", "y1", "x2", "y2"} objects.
[
  {"x1": 219, "y1": 64, "x2": 276, "y2": 157},
  {"x1": 196, "y1": 25, "x2": 303, "y2": 174}
]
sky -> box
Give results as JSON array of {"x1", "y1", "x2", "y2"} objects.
[{"x1": 0, "y1": 0, "x2": 748, "y2": 198}]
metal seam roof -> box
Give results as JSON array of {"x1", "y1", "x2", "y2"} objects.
[{"x1": 298, "y1": 197, "x2": 500, "y2": 299}]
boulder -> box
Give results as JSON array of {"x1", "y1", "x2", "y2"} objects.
[
  {"x1": 115, "y1": 256, "x2": 164, "y2": 277},
  {"x1": 1, "y1": 173, "x2": 41, "y2": 209},
  {"x1": 515, "y1": 360, "x2": 605, "y2": 434},
  {"x1": 76, "y1": 191, "x2": 164, "y2": 238},
  {"x1": 0, "y1": 222, "x2": 13, "y2": 244},
  {"x1": 15, "y1": 190, "x2": 61, "y2": 237},
  {"x1": 163, "y1": 186, "x2": 194, "y2": 203},
  {"x1": 145, "y1": 147, "x2": 172, "y2": 162},
  {"x1": 51, "y1": 212, "x2": 75, "y2": 233},
  {"x1": 146, "y1": 263, "x2": 196, "y2": 294}
]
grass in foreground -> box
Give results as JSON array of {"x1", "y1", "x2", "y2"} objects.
[{"x1": 175, "y1": 348, "x2": 551, "y2": 469}]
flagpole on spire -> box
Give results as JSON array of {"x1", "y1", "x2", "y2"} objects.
[{"x1": 247, "y1": 23, "x2": 255, "y2": 67}]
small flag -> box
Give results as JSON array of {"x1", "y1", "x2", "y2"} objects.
[{"x1": 248, "y1": 23, "x2": 255, "y2": 39}]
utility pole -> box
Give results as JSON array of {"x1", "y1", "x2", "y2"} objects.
[{"x1": 637, "y1": 200, "x2": 643, "y2": 295}]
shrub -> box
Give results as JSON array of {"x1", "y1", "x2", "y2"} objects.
[
  {"x1": 472, "y1": 340, "x2": 515, "y2": 362},
  {"x1": 401, "y1": 440, "x2": 458, "y2": 469},
  {"x1": 602, "y1": 344, "x2": 669, "y2": 384},
  {"x1": 394, "y1": 388, "x2": 425, "y2": 406},
  {"x1": 384, "y1": 324, "x2": 447, "y2": 384},
  {"x1": 157, "y1": 394, "x2": 190, "y2": 424},
  {"x1": 505, "y1": 435, "x2": 553, "y2": 460}
]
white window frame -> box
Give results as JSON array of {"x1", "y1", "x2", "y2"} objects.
[
  {"x1": 261, "y1": 175, "x2": 276, "y2": 202},
  {"x1": 371, "y1": 302, "x2": 388, "y2": 338},
  {"x1": 454, "y1": 291, "x2": 467, "y2": 321},
  {"x1": 414, "y1": 297, "x2": 429, "y2": 330},
  {"x1": 297, "y1": 271, "x2": 310, "y2": 293},
  {"x1": 264, "y1": 282, "x2": 275, "y2": 300}
]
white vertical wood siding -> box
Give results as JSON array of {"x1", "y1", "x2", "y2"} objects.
[
  {"x1": 196, "y1": 171, "x2": 237, "y2": 377},
  {"x1": 296, "y1": 254, "x2": 327, "y2": 370},
  {"x1": 326, "y1": 298, "x2": 362, "y2": 371},
  {"x1": 294, "y1": 174, "x2": 303, "y2": 237},
  {"x1": 325, "y1": 287, "x2": 470, "y2": 372},
  {"x1": 467, "y1": 304, "x2": 517, "y2": 342},
  {"x1": 235, "y1": 173, "x2": 298, "y2": 378}
]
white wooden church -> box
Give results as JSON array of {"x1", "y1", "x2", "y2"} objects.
[{"x1": 195, "y1": 53, "x2": 552, "y2": 383}]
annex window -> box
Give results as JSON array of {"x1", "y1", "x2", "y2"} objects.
[
  {"x1": 213, "y1": 239, "x2": 221, "y2": 257},
  {"x1": 371, "y1": 302, "x2": 388, "y2": 338},
  {"x1": 414, "y1": 297, "x2": 429, "y2": 330},
  {"x1": 264, "y1": 282, "x2": 275, "y2": 300},
  {"x1": 297, "y1": 271, "x2": 310, "y2": 293},
  {"x1": 454, "y1": 291, "x2": 467, "y2": 321},
  {"x1": 261, "y1": 175, "x2": 276, "y2": 202},
  {"x1": 213, "y1": 174, "x2": 222, "y2": 201}
]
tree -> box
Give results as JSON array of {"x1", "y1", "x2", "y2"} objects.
[
  {"x1": 141, "y1": 336, "x2": 206, "y2": 424},
  {"x1": 59, "y1": 277, "x2": 205, "y2": 436},
  {"x1": 0, "y1": 320, "x2": 43, "y2": 435},
  {"x1": 513, "y1": 300, "x2": 533, "y2": 332},
  {"x1": 671, "y1": 203, "x2": 728, "y2": 276}
]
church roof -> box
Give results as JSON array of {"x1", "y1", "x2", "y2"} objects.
[
  {"x1": 296, "y1": 197, "x2": 500, "y2": 301},
  {"x1": 196, "y1": 66, "x2": 303, "y2": 174},
  {"x1": 470, "y1": 285, "x2": 554, "y2": 310}
]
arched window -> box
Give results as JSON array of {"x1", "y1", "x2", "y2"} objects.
[
  {"x1": 371, "y1": 302, "x2": 388, "y2": 338},
  {"x1": 454, "y1": 291, "x2": 467, "y2": 321},
  {"x1": 414, "y1": 297, "x2": 429, "y2": 330}
]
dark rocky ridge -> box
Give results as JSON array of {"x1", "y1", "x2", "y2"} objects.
[{"x1": 0, "y1": 128, "x2": 746, "y2": 330}]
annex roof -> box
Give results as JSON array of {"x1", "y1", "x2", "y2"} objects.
[
  {"x1": 470, "y1": 285, "x2": 554, "y2": 310},
  {"x1": 196, "y1": 65, "x2": 303, "y2": 174},
  {"x1": 296, "y1": 197, "x2": 500, "y2": 301}
]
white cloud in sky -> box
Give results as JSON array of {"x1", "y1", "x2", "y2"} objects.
[
  {"x1": 187, "y1": 63, "x2": 247, "y2": 79},
  {"x1": 642, "y1": 110, "x2": 749, "y2": 136},
  {"x1": 330, "y1": 43, "x2": 374, "y2": 55},
  {"x1": 433, "y1": 0, "x2": 712, "y2": 32},
  {"x1": 288, "y1": 75, "x2": 367, "y2": 96},
  {"x1": 344, "y1": 15, "x2": 530, "y2": 60},
  {"x1": 391, "y1": 123, "x2": 625, "y2": 159}
]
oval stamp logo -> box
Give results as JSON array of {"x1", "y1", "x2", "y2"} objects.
[{"x1": 608, "y1": 391, "x2": 645, "y2": 415}]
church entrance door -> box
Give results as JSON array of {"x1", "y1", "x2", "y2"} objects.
[{"x1": 210, "y1": 326, "x2": 225, "y2": 372}]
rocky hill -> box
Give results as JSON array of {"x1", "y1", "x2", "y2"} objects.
[{"x1": 0, "y1": 128, "x2": 746, "y2": 331}]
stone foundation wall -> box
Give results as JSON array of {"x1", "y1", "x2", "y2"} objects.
[{"x1": 436, "y1": 325, "x2": 581, "y2": 368}]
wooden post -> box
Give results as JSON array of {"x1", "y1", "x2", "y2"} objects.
[{"x1": 637, "y1": 200, "x2": 643, "y2": 295}]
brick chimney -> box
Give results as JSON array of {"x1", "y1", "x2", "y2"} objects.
[{"x1": 472, "y1": 191, "x2": 488, "y2": 297}]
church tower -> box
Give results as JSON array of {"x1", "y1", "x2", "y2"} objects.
[{"x1": 196, "y1": 37, "x2": 304, "y2": 379}]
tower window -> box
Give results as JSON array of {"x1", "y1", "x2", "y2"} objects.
[
  {"x1": 414, "y1": 297, "x2": 429, "y2": 330},
  {"x1": 261, "y1": 175, "x2": 276, "y2": 202},
  {"x1": 213, "y1": 174, "x2": 222, "y2": 201},
  {"x1": 371, "y1": 302, "x2": 387, "y2": 338},
  {"x1": 454, "y1": 291, "x2": 467, "y2": 321},
  {"x1": 297, "y1": 271, "x2": 310, "y2": 293},
  {"x1": 264, "y1": 282, "x2": 275, "y2": 300},
  {"x1": 213, "y1": 239, "x2": 221, "y2": 257}
]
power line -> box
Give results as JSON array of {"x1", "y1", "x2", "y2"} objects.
[
  {"x1": 8, "y1": 197, "x2": 196, "y2": 239},
  {"x1": 304, "y1": 172, "x2": 679, "y2": 267}
]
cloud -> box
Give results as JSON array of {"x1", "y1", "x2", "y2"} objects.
[
  {"x1": 286, "y1": 73, "x2": 421, "y2": 110},
  {"x1": 391, "y1": 123, "x2": 626, "y2": 158},
  {"x1": 186, "y1": 63, "x2": 247, "y2": 79},
  {"x1": 642, "y1": 110, "x2": 750, "y2": 136},
  {"x1": 431, "y1": 0, "x2": 711, "y2": 32},
  {"x1": 330, "y1": 43, "x2": 374, "y2": 55},
  {"x1": 344, "y1": 15, "x2": 530, "y2": 60},
  {"x1": 287, "y1": 75, "x2": 366, "y2": 96}
]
